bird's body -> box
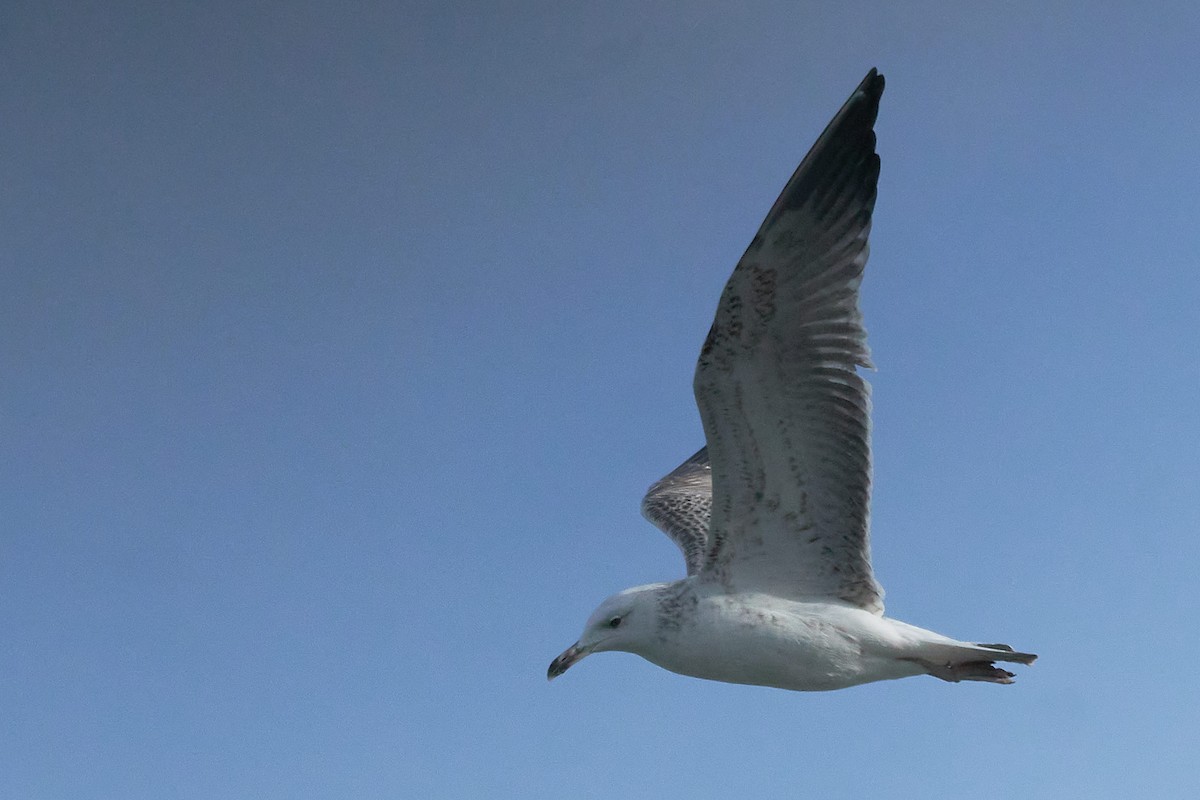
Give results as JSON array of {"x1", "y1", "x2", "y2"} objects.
[
  {"x1": 561, "y1": 579, "x2": 1032, "y2": 692},
  {"x1": 633, "y1": 583, "x2": 926, "y2": 692},
  {"x1": 548, "y1": 69, "x2": 1036, "y2": 692}
]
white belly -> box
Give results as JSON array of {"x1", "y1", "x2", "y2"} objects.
[{"x1": 638, "y1": 592, "x2": 925, "y2": 691}]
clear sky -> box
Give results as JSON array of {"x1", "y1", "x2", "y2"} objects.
[{"x1": 4, "y1": 1, "x2": 1199, "y2": 797}]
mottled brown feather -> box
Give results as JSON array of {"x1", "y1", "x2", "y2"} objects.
[{"x1": 691, "y1": 69, "x2": 885, "y2": 612}]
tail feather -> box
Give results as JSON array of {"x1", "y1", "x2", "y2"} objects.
[
  {"x1": 940, "y1": 660, "x2": 1018, "y2": 684},
  {"x1": 904, "y1": 641, "x2": 1038, "y2": 685},
  {"x1": 973, "y1": 642, "x2": 1038, "y2": 666}
]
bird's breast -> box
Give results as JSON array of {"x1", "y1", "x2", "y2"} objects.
[{"x1": 644, "y1": 593, "x2": 874, "y2": 691}]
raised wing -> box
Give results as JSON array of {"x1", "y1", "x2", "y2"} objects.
[
  {"x1": 640, "y1": 448, "x2": 712, "y2": 575},
  {"x1": 693, "y1": 69, "x2": 885, "y2": 612}
]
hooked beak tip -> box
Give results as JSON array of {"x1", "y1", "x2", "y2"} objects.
[{"x1": 547, "y1": 643, "x2": 583, "y2": 681}]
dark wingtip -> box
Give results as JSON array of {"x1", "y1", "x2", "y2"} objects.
[
  {"x1": 855, "y1": 68, "x2": 885, "y2": 117},
  {"x1": 861, "y1": 67, "x2": 884, "y2": 94},
  {"x1": 755, "y1": 68, "x2": 885, "y2": 228}
]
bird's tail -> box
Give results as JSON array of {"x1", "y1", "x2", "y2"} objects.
[{"x1": 906, "y1": 641, "x2": 1038, "y2": 685}]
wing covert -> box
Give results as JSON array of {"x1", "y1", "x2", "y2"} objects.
[{"x1": 640, "y1": 448, "x2": 712, "y2": 575}]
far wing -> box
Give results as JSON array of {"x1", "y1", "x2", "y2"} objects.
[
  {"x1": 640, "y1": 448, "x2": 712, "y2": 575},
  {"x1": 694, "y1": 69, "x2": 885, "y2": 612}
]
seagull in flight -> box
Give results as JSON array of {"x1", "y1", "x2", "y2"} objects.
[{"x1": 548, "y1": 69, "x2": 1036, "y2": 691}]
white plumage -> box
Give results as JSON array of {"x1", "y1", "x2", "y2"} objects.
[{"x1": 549, "y1": 69, "x2": 1036, "y2": 691}]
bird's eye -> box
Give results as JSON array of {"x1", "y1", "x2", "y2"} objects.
[{"x1": 608, "y1": 616, "x2": 622, "y2": 629}]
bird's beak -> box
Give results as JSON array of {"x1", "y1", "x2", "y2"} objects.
[{"x1": 547, "y1": 642, "x2": 586, "y2": 680}]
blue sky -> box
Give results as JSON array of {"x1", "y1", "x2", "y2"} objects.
[{"x1": 4, "y1": 1, "x2": 1199, "y2": 797}]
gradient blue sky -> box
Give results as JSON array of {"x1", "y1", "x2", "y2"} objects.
[{"x1": 4, "y1": 2, "x2": 1199, "y2": 797}]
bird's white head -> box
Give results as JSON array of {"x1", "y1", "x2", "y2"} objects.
[{"x1": 547, "y1": 583, "x2": 666, "y2": 680}]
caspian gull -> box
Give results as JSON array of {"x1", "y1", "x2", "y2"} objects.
[{"x1": 548, "y1": 69, "x2": 1036, "y2": 691}]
